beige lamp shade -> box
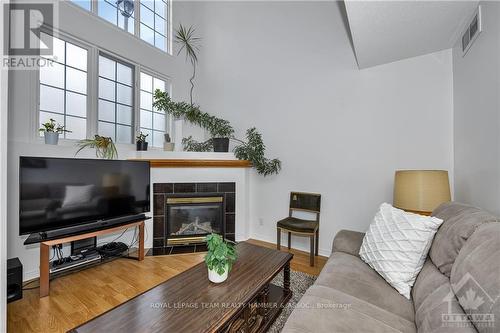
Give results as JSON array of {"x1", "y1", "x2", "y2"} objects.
[{"x1": 393, "y1": 170, "x2": 451, "y2": 214}]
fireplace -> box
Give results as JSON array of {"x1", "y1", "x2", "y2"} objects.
[
  {"x1": 153, "y1": 182, "x2": 236, "y2": 254},
  {"x1": 166, "y1": 195, "x2": 224, "y2": 246}
]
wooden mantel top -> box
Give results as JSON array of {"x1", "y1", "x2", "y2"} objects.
[{"x1": 129, "y1": 158, "x2": 252, "y2": 168}]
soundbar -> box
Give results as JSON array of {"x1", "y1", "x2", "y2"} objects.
[{"x1": 24, "y1": 214, "x2": 149, "y2": 245}]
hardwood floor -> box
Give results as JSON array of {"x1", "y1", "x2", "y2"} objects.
[
  {"x1": 246, "y1": 239, "x2": 328, "y2": 276},
  {"x1": 7, "y1": 240, "x2": 328, "y2": 333}
]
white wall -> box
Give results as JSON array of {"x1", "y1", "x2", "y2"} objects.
[
  {"x1": 7, "y1": 0, "x2": 198, "y2": 280},
  {"x1": 192, "y1": 1, "x2": 454, "y2": 255},
  {"x1": 453, "y1": 1, "x2": 500, "y2": 215},
  {"x1": 1, "y1": 1, "x2": 9, "y2": 330},
  {"x1": 7, "y1": 0, "x2": 457, "y2": 280}
]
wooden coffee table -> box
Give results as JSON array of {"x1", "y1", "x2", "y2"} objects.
[{"x1": 71, "y1": 242, "x2": 293, "y2": 333}]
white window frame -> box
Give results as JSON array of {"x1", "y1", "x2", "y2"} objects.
[
  {"x1": 34, "y1": 30, "x2": 93, "y2": 143},
  {"x1": 68, "y1": 0, "x2": 172, "y2": 54},
  {"x1": 33, "y1": 30, "x2": 172, "y2": 149},
  {"x1": 97, "y1": 52, "x2": 136, "y2": 144},
  {"x1": 138, "y1": 68, "x2": 172, "y2": 147}
]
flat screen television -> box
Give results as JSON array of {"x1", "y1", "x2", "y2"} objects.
[{"x1": 19, "y1": 157, "x2": 150, "y2": 236}]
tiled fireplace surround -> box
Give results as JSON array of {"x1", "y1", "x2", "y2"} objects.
[{"x1": 152, "y1": 182, "x2": 236, "y2": 254}]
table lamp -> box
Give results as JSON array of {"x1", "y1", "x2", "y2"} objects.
[{"x1": 393, "y1": 170, "x2": 451, "y2": 215}]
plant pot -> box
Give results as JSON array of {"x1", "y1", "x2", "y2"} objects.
[
  {"x1": 136, "y1": 141, "x2": 148, "y2": 151},
  {"x1": 44, "y1": 132, "x2": 59, "y2": 145},
  {"x1": 213, "y1": 138, "x2": 229, "y2": 152},
  {"x1": 163, "y1": 142, "x2": 175, "y2": 151},
  {"x1": 208, "y1": 265, "x2": 229, "y2": 283}
]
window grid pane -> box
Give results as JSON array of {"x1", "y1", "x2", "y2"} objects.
[
  {"x1": 140, "y1": 0, "x2": 169, "y2": 52},
  {"x1": 98, "y1": 0, "x2": 135, "y2": 35},
  {"x1": 98, "y1": 55, "x2": 134, "y2": 144},
  {"x1": 73, "y1": 0, "x2": 171, "y2": 53},
  {"x1": 140, "y1": 72, "x2": 167, "y2": 147},
  {"x1": 39, "y1": 35, "x2": 88, "y2": 140}
]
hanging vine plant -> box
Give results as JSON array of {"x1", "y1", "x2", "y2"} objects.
[{"x1": 153, "y1": 91, "x2": 281, "y2": 176}]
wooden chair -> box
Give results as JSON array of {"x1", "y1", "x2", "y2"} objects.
[{"x1": 276, "y1": 192, "x2": 321, "y2": 266}]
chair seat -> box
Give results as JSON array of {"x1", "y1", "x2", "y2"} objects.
[{"x1": 277, "y1": 217, "x2": 318, "y2": 233}]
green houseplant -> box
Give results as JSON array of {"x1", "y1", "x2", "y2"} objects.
[
  {"x1": 75, "y1": 135, "x2": 118, "y2": 159},
  {"x1": 136, "y1": 132, "x2": 149, "y2": 151},
  {"x1": 175, "y1": 24, "x2": 201, "y2": 106},
  {"x1": 39, "y1": 118, "x2": 71, "y2": 145},
  {"x1": 205, "y1": 233, "x2": 237, "y2": 283},
  {"x1": 153, "y1": 91, "x2": 281, "y2": 176}
]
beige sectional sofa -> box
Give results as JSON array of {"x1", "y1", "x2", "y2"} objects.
[{"x1": 282, "y1": 202, "x2": 500, "y2": 332}]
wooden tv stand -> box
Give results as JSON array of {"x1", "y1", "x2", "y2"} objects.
[{"x1": 39, "y1": 220, "x2": 145, "y2": 298}]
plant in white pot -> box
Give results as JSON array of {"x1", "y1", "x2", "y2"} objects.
[
  {"x1": 205, "y1": 233, "x2": 237, "y2": 283},
  {"x1": 39, "y1": 118, "x2": 71, "y2": 145}
]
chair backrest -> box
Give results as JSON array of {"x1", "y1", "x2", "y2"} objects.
[{"x1": 289, "y1": 192, "x2": 321, "y2": 221}]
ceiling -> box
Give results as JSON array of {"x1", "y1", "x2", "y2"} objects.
[{"x1": 344, "y1": 0, "x2": 479, "y2": 69}]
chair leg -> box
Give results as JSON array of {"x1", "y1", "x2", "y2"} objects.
[
  {"x1": 277, "y1": 228, "x2": 281, "y2": 250},
  {"x1": 310, "y1": 235, "x2": 315, "y2": 266},
  {"x1": 288, "y1": 232, "x2": 291, "y2": 250},
  {"x1": 315, "y1": 229, "x2": 319, "y2": 256}
]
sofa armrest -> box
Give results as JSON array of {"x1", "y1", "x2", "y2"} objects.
[{"x1": 332, "y1": 230, "x2": 365, "y2": 257}]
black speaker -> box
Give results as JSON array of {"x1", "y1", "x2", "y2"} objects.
[{"x1": 7, "y1": 257, "x2": 22, "y2": 303}]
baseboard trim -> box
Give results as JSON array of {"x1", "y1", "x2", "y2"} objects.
[{"x1": 250, "y1": 233, "x2": 331, "y2": 257}]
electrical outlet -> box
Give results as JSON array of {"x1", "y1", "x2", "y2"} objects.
[{"x1": 259, "y1": 218, "x2": 264, "y2": 226}]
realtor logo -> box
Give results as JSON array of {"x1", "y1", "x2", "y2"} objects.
[
  {"x1": 442, "y1": 273, "x2": 498, "y2": 329},
  {"x1": 4, "y1": 2, "x2": 54, "y2": 56}
]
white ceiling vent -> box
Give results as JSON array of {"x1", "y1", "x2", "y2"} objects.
[{"x1": 462, "y1": 5, "x2": 482, "y2": 56}]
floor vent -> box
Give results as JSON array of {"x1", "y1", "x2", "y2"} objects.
[{"x1": 462, "y1": 5, "x2": 482, "y2": 56}]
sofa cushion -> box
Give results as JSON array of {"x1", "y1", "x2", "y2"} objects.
[
  {"x1": 282, "y1": 285, "x2": 416, "y2": 333},
  {"x1": 359, "y1": 203, "x2": 443, "y2": 299},
  {"x1": 332, "y1": 229, "x2": 365, "y2": 257},
  {"x1": 431, "y1": 202, "x2": 498, "y2": 277},
  {"x1": 412, "y1": 260, "x2": 477, "y2": 333},
  {"x1": 450, "y1": 222, "x2": 500, "y2": 333},
  {"x1": 316, "y1": 252, "x2": 415, "y2": 323}
]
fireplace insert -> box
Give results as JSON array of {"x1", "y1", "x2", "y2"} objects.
[{"x1": 165, "y1": 194, "x2": 224, "y2": 246}]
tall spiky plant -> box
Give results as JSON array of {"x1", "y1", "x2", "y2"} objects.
[{"x1": 175, "y1": 24, "x2": 201, "y2": 105}]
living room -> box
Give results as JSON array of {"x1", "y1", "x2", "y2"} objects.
[{"x1": 1, "y1": 0, "x2": 499, "y2": 332}]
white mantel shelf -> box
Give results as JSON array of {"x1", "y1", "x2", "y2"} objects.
[{"x1": 128, "y1": 151, "x2": 252, "y2": 168}]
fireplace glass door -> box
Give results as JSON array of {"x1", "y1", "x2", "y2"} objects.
[{"x1": 166, "y1": 196, "x2": 224, "y2": 245}]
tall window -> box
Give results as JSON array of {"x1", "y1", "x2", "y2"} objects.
[
  {"x1": 98, "y1": 55, "x2": 134, "y2": 144},
  {"x1": 70, "y1": 0, "x2": 171, "y2": 53},
  {"x1": 140, "y1": 72, "x2": 167, "y2": 147},
  {"x1": 98, "y1": 0, "x2": 135, "y2": 34},
  {"x1": 139, "y1": 0, "x2": 169, "y2": 52},
  {"x1": 39, "y1": 33, "x2": 88, "y2": 140}
]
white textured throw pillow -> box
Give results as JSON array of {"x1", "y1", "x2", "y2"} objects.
[
  {"x1": 62, "y1": 185, "x2": 94, "y2": 207},
  {"x1": 359, "y1": 203, "x2": 443, "y2": 299}
]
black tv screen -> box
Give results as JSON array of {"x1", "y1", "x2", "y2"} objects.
[{"x1": 19, "y1": 157, "x2": 150, "y2": 235}]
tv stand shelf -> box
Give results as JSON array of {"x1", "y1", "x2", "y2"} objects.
[{"x1": 38, "y1": 220, "x2": 145, "y2": 298}]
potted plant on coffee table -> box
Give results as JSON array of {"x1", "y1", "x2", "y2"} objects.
[
  {"x1": 136, "y1": 132, "x2": 149, "y2": 151},
  {"x1": 39, "y1": 118, "x2": 71, "y2": 145},
  {"x1": 205, "y1": 233, "x2": 237, "y2": 283}
]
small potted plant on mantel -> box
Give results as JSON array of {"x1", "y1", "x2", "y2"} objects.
[
  {"x1": 205, "y1": 233, "x2": 237, "y2": 283},
  {"x1": 136, "y1": 132, "x2": 149, "y2": 151},
  {"x1": 39, "y1": 118, "x2": 71, "y2": 145}
]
